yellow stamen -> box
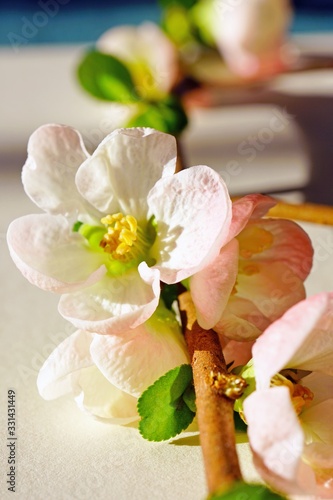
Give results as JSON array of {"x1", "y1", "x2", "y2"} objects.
[
  {"x1": 271, "y1": 373, "x2": 314, "y2": 416},
  {"x1": 100, "y1": 213, "x2": 138, "y2": 260}
]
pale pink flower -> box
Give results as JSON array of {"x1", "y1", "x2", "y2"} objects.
[
  {"x1": 243, "y1": 292, "x2": 333, "y2": 497},
  {"x1": 213, "y1": 0, "x2": 293, "y2": 78},
  {"x1": 7, "y1": 125, "x2": 232, "y2": 335},
  {"x1": 37, "y1": 305, "x2": 189, "y2": 422},
  {"x1": 191, "y1": 194, "x2": 313, "y2": 345},
  {"x1": 97, "y1": 22, "x2": 179, "y2": 100}
]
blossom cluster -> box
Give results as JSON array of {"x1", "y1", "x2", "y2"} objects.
[{"x1": 7, "y1": 124, "x2": 333, "y2": 498}]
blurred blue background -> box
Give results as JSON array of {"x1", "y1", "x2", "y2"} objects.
[{"x1": 1, "y1": 0, "x2": 333, "y2": 46}]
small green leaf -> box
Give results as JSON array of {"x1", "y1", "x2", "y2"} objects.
[
  {"x1": 77, "y1": 50, "x2": 139, "y2": 102},
  {"x1": 127, "y1": 97, "x2": 188, "y2": 135},
  {"x1": 209, "y1": 482, "x2": 287, "y2": 499},
  {"x1": 138, "y1": 364, "x2": 195, "y2": 441}
]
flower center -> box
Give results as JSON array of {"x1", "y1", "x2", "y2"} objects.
[
  {"x1": 100, "y1": 213, "x2": 138, "y2": 261},
  {"x1": 271, "y1": 373, "x2": 314, "y2": 416},
  {"x1": 75, "y1": 213, "x2": 156, "y2": 276}
]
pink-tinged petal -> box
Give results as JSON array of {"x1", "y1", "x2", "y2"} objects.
[
  {"x1": 214, "y1": 296, "x2": 271, "y2": 341},
  {"x1": 58, "y1": 265, "x2": 160, "y2": 335},
  {"x1": 236, "y1": 261, "x2": 306, "y2": 323},
  {"x1": 76, "y1": 128, "x2": 177, "y2": 220},
  {"x1": 227, "y1": 194, "x2": 276, "y2": 242},
  {"x1": 219, "y1": 337, "x2": 254, "y2": 369},
  {"x1": 303, "y1": 443, "x2": 333, "y2": 498},
  {"x1": 253, "y1": 293, "x2": 333, "y2": 389},
  {"x1": 90, "y1": 311, "x2": 189, "y2": 397},
  {"x1": 214, "y1": 0, "x2": 292, "y2": 78},
  {"x1": 37, "y1": 330, "x2": 94, "y2": 399},
  {"x1": 98, "y1": 23, "x2": 178, "y2": 94},
  {"x1": 244, "y1": 387, "x2": 316, "y2": 496},
  {"x1": 241, "y1": 219, "x2": 313, "y2": 281},
  {"x1": 148, "y1": 165, "x2": 232, "y2": 283},
  {"x1": 22, "y1": 124, "x2": 91, "y2": 218},
  {"x1": 302, "y1": 399, "x2": 333, "y2": 445},
  {"x1": 74, "y1": 366, "x2": 139, "y2": 423},
  {"x1": 7, "y1": 214, "x2": 106, "y2": 293},
  {"x1": 190, "y1": 239, "x2": 239, "y2": 329},
  {"x1": 303, "y1": 372, "x2": 333, "y2": 406}
]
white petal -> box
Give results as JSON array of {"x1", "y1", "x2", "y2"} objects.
[
  {"x1": 76, "y1": 127, "x2": 177, "y2": 219},
  {"x1": 7, "y1": 214, "x2": 106, "y2": 292},
  {"x1": 74, "y1": 366, "x2": 139, "y2": 423},
  {"x1": 244, "y1": 387, "x2": 315, "y2": 495},
  {"x1": 37, "y1": 330, "x2": 93, "y2": 399},
  {"x1": 148, "y1": 165, "x2": 232, "y2": 283},
  {"x1": 252, "y1": 293, "x2": 331, "y2": 389},
  {"x1": 90, "y1": 311, "x2": 189, "y2": 397},
  {"x1": 58, "y1": 266, "x2": 160, "y2": 334},
  {"x1": 22, "y1": 124, "x2": 91, "y2": 218}
]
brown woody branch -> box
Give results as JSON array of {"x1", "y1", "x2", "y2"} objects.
[{"x1": 179, "y1": 293, "x2": 242, "y2": 495}]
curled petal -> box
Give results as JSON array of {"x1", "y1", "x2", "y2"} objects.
[
  {"x1": 22, "y1": 124, "x2": 91, "y2": 218},
  {"x1": 253, "y1": 293, "x2": 333, "y2": 389},
  {"x1": 74, "y1": 366, "x2": 138, "y2": 423},
  {"x1": 7, "y1": 214, "x2": 106, "y2": 293},
  {"x1": 191, "y1": 239, "x2": 239, "y2": 329},
  {"x1": 244, "y1": 387, "x2": 316, "y2": 496},
  {"x1": 228, "y1": 194, "x2": 276, "y2": 242},
  {"x1": 37, "y1": 330, "x2": 94, "y2": 399},
  {"x1": 76, "y1": 127, "x2": 177, "y2": 219},
  {"x1": 58, "y1": 265, "x2": 160, "y2": 335},
  {"x1": 90, "y1": 311, "x2": 189, "y2": 397},
  {"x1": 149, "y1": 165, "x2": 232, "y2": 283}
]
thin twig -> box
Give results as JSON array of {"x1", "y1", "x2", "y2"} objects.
[{"x1": 179, "y1": 293, "x2": 242, "y2": 495}]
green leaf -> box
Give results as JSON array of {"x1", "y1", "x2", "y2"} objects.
[
  {"x1": 77, "y1": 50, "x2": 139, "y2": 102},
  {"x1": 127, "y1": 96, "x2": 188, "y2": 135},
  {"x1": 138, "y1": 364, "x2": 195, "y2": 441},
  {"x1": 209, "y1": 482, "x2": 287, "y2": 499}
]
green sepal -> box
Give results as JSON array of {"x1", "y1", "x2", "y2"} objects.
[
  {"x1": 138, "y1": 364, "x2": 195, "y2": 441},
  {"x1": 233, "y1": 361, "x2": 256, "y2": 416},
  {"x1": 209, "y1": 482, "x2": 287, "y2": 499},
  {"x1": 126, "y1": 96, "x2": 188, "y2": 135},
  {"x1": 77, "y1": 50, "x2": 139, "y2": 102}
]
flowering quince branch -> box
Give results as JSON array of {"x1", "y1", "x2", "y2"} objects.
[{"x1": 7, "y1": 123, "x2": 322, "y2": 499}]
